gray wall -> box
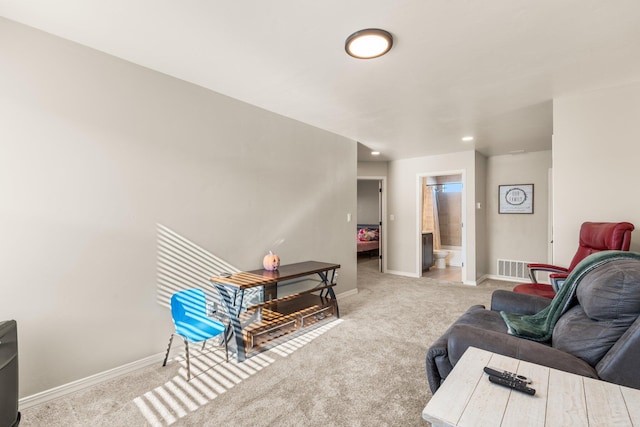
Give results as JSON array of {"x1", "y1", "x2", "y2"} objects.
[
  {"x1": 553, "y1": 82, "x2": 640, "y2": 263},
  {"x1": 357, "y1": 151, "x2": 552, "y2": 283},
  {"x1": 474, "y1": 152, "x2": 488, "y2": 278},
  {"x1": 357, "y1": 180, "x2": 379, "y2": 225},
  {"x1": 357, "y1": 162, "x2": 388, "y2": 178},
  {"x1": 486, "y1": 151, "x2": 552, "y2": 274},
  {"x1": 0, "y1": 18, "x2": 357, "y2": 397},
  {"x1": 386, "y1": 151, "x2": 478, "y2": 282}
]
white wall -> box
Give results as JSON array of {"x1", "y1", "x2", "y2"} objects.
[
  {"x1": 386, "y1": 151, "x2": 477, "y2": 282},
  {"x1": 0, "y1": 18, "x2": 357, "y2": 397},
  {"x1": 357, "y1": 161, "x2": 388, "y2": 177},
  {"x1": 475, "y1": 152, "x2": 488, "y2": 278},
  {"x1": 357, "y1": 180, "x2": 379, "y2": 225},
  {"x1": 553, "y1": 82, "x2": 640, "y2": 264},
  {"x1": 486, "y1": 151, "x2": 552, "y2": 274}
]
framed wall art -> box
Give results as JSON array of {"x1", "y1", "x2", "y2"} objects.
[{"x1": 499, "y1": 184, "x2": 534, "y2": 214}]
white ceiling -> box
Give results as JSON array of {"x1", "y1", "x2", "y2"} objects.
[{"x1": 2, "y1": 1, "x2": 640, "y2": 161}]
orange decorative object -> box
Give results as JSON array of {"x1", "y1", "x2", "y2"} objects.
[{"x1": 263, "y1": 251, "x2": 280, "y2": 271}]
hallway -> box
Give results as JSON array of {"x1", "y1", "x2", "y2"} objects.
[
  {"x1": 357, "y1": 256, "x2": 462, "y2": 283},
  {"x1": 422, "y1": 265, "x2": 462, "y2": 282}
]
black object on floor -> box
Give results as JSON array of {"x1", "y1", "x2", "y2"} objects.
[{"x1": 0, "y1": 320, "x2": 20, "y2": 427}]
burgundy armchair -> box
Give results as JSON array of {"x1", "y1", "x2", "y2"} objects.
[{"x1": 513, "y1": 221, "x2": 634, "y2": 298}]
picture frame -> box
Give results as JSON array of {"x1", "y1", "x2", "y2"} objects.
[{"x1": 499, "y1": 184, "x2": 534, "y2": 214}]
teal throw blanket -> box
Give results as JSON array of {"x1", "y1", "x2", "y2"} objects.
[{"x1": 501, "y1": 250, "x2": 640, "y2": 342}]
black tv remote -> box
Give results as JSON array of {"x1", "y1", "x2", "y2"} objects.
[
  {"x1": 488, "y1": 375, "x2": 536, "y2": 395},
  {"x1": 484, "y1": 366, "x2": 531, "y2": 384}
]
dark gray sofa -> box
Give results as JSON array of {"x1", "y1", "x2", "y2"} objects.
[{"x1": 426, "y1": 254, "x2": 640, "y2": 393}]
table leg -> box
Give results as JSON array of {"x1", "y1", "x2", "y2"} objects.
[
  {"x1": 264, "y1": 283, "x2": 277, "y2": 301},
  {"x1": 213, "y1": 283, "x2": 247, "y2": 362},
  {"x1": 327, "y1": 286, "x2": 339, "y2": 318},
  {"x1": 316, "y1": 269, "x2": 339, "y2": 318},
  {"x1": 317, "y1": 271, "x2": 329, "y2": 296}
]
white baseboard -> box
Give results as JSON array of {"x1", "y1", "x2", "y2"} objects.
[
  {"x1": 386, "y1": 269, "x2": 420, "y2": 278},
  {"x1": 337, "y1": 288, "x2": 358, "y2": 299},
  {"x1": 472, "y1": 274, "x2": 489, "y2": 285},
  {"x1": 19, "y1": 352, "x2": 165, "y2": 410},
  {"x1": 21, "y1": 289, "x2": 356, "y2": 410},
  {"x1": 485, "y1": 274, "x2": 526, "y2": 283}
]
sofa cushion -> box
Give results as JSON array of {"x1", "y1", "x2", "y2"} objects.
[
  {"x1": 577, "y1": 258, "x2": 640, "y2": 320},
  {"x1": 552, "y1": 306, "x2": 634, "y2": 365},
  {"x1": 552, "y1": 258, "x2": 640, "y2": 366}
]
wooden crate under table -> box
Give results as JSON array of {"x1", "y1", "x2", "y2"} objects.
[{"x1": 241, "y1": 294, "x2": 336, "y2": 353}]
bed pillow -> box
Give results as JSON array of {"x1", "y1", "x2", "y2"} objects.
[{"x1": 358, "y1": 228, "x2": 378, "y2": 241}]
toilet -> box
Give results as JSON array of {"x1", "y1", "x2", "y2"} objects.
[{"x1": 433, "y1": 250, "x2": 449, "y2": 269}]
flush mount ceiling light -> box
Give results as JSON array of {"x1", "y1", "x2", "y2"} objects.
[
  {"x1": 345, "y1": 28, "x2": 393, "y2": 59},
  {"x1": 371, "y1": 151, "x2": 381, "y2": 156},
  {"x1": 462, "y1": 136, "x2": 474, "y2": 142}
]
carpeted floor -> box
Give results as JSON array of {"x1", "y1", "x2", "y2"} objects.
[{"x1": 20, "y1": 259, "x2": 514, "y2": 426}]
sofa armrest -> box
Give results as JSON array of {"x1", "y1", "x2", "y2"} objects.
[
  {"x1": 490, "y1": 289, "x2": 552, "y2": 314},
  {"x1": 527, "y1": 263, "x2": 569, "y2": 283},
  {"x1": 549, "y1": 273, "x2": 569, "y2": 292},
  {"x1": 596, "y1": 317, "x2": 640, "y2": 389},
  {"x1": 425, "y1": 305, "x2": 488, "y2": 392},
  {"x1": 447, "y1": 324, "x2": 598, "y2": 379},
  {"x1": 426, "y1": 344, "x2": 450, "y2": 394}
]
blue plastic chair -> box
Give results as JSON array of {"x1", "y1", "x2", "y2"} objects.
[{"x1": 162, "y1": 289, "x2": 228, "y2": 380}]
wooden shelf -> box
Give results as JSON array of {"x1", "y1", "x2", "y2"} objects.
[
  {"x1": 241, "y1": 294, "x2": 337, "y2": 353},
  {"x1": 211, "y1": 261, "x2": 340, "y2": 362},
  {"x1": 246, "y1": 284, "x2": 335, "y2": 311}
]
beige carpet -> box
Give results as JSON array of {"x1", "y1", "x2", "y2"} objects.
[{"x1": 21, "y1": 259, "x2": 514, "y2": 426}]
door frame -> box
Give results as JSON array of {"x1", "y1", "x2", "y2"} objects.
[
  {"x1": 357, "y1": 176, "x2": 387, "y2": 273},
  {"x1": 416, "y1": 170, "x2": 467, "y2": 283}
]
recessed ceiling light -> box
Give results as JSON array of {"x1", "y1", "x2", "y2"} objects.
[
  {"x1": 371, "y1": 151, "x2": 381, "y2": 156},
  {"x1": 462, "y1": 136, "x2": 474, "y2": 142},
  {"x1": 345, "y1": 29, "x2": 393, "y2": 59}
]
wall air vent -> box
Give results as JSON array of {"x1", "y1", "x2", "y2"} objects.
[{"x1": 496, "y1": 259, "x2": 530, "y2": 280}]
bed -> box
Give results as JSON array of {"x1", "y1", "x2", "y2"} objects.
[{"x1": 357, "y1": 224, "x2": 380, "y2": 255}]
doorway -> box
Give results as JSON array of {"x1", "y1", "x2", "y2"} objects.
[
  {"x1": 418, "y1": 172, "x2": 465, "y2": 282},
  {"x1": 357, "y1": 177, "x2": 386, "y2": 272}
]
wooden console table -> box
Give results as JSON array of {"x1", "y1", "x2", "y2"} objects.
[
  {"x1": 423, "y1": 346, "x2": 640, "y2": 426},
  {"x1": 210, "y1": 261, "x2": 340, "y2": 362}
]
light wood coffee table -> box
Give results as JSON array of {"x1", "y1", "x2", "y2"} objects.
[{"x1": 422, "y1": 346, "x2": 640, "y2": 426}]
